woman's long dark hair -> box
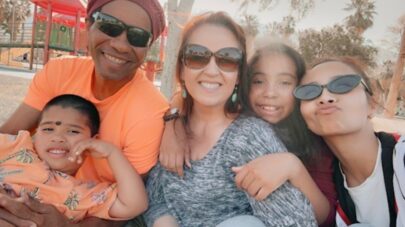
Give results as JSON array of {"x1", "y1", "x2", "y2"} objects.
[{"x1": 247, "y1": 43, "x2": 327, "y2": 165}]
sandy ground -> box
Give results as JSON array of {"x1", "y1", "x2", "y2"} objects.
[
  {"x1": 0, "y1": 74, "x2": 30, "y2": 124},
  {"x1": 0, "y1": 73, "x2": 404, "y2": 135}
]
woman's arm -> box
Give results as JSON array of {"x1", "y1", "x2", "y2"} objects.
[
  {"x1": 233, "y1": 152, "x2": 330, "y2": 224},
  {"x1": 71, "y1": 139, "x2": 148, "y2": 219}
]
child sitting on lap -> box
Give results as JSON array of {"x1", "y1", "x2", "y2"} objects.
[{"x1": 0, "y1": 94, "x2": 147, "y2": 222}]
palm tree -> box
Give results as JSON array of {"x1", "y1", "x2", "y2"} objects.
[
  {"x1": 0, "y1": 0, "x2": 31, "y2": 42},
  {"x1": 344, "y1": 0, "x2": 376, "y2": 35},
  {"x1": 160, "y1": 0, "x2": 195, "y2": 98},
  {"x1": 384, "y1": 26, "x2": 405, "y2": 118}
]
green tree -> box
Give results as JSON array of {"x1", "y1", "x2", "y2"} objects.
[
  {"x1": 298, "y1": 25, "x2": 378, "y2": 66},
  {"x1": 266, "y1": 15, "x2": 296, "y2": 39},
  {"x1": 344, "y1": 0, "x2": 376, "y2": 35},
  {"x1": 240, "y1": 14, "x2": 260, "y2": 37},
  {"x1": 231, "y1": 0, "x2": 315, "y2": 19},
  {"x1": 0, "y1": 0, "x2": 31, "y2": 42}
]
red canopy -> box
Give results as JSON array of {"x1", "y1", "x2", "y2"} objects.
[
  {"x1": 35, "y1": 11, "x2": 86, "y2": 29},
  {"x1": 30, "y1": 0, "x2": 87, "y2": 17}
]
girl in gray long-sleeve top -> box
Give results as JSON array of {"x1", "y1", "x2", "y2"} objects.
[{"x1": 144, "y1": 12, "x2": 316, "y2": 227}]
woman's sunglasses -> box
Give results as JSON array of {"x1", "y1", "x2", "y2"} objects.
[
  {"x1": 182, "y1": 44, "x2": 243, "y2": 72},
  {"x1": 293, "y1": 74, "x2": 373, "y2": 101},
  {"x1": 92, "y1": 11, "x2": 152, "y2": 48}
]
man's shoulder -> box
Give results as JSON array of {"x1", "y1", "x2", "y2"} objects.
[{"x1": 42, "y1": 57, "x2": 94, "y2": 82}]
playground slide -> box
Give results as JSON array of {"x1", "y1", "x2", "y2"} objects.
[{"x1": 0, "y1": 48, "x2": 30, "y2": 67}]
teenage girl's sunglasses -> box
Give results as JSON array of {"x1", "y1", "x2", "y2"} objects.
[
  {"x1": 92, "y1": 11, "x2": 152, "y2": 48},
  {"x1": 293, "y1": 74, "x2": 373, "y2": 101},
  {"x1": 182, "y1": 44, "x2": 243, "y2": 72}
]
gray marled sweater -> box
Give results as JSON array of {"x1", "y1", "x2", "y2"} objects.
[{"x1": 144, "y1": 115, "x2": 316, "y2": 227}]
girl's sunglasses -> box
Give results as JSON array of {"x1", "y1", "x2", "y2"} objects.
[
  {"x1": 182, "y1": 44, "x2": 243, "y2": 72},
  {"x1": 294, "y1": 74, "x2": 373, "y2": 101},
  {"x1": 92, "y1": 11, "x2": 152, "y2": 48}
]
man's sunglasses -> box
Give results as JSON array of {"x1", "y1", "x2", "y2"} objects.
[
  {"x1": 182, "y1": 44, "x2": 243, "y2": 72},
  {"x1": 92, "y1": 11, "x2": 152, "y2": 48},
  {"x1": 294, "y1": 74, "x2": 373, "y2": 101}
]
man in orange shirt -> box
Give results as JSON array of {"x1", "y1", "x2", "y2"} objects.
[{"x1": 0, "y1": 0, "x2": 167, "y2": 226}]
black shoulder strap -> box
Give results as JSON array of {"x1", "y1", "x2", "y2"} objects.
[
  {"x1": 333, "y1": 158, "x2": 358, "y2": 223},
  {"x1": 333, "y1": 132, "x2": 398, "y2": 225},
  {"x1": 377, "y1": 132, "x2": 397, "y2": 227}
]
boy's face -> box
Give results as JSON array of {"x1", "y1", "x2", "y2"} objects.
[{"x1": 34, "y1": 105, "x2": 92, "y2": 175}]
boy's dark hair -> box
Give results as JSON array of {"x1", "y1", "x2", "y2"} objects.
[{"x1": 41, "y1": 94, "x2": 100, "y2": 136}]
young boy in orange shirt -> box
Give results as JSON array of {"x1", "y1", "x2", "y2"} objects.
[{"x1": 0, "y1": 94, "x2": 147, "y2": 222}]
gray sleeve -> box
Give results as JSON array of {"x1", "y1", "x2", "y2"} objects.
[
  {"x1": 227, "y1": 116, "x2": 317, "y2": 226},
  {"x1": 226, "y1": 116, "x2": 286, "y2": 166},
  {"x1": 143, "y1": 164, "x2": 178, "y2": 227}
]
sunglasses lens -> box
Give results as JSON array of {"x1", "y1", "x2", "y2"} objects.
[
  {"x1": 127, "y1": 28, "x2": 151, "y2": 47},
  {"x1": 294, "y1": 84, "x2": 323, "y2": 100},
  {"x1": 328, "y1": 75, "x2": 361, "y2": 94},
  {"x1": 183, "y1": 45, "x2": 242, "y2": 72},
  {"x1": 94, "y1": 12, "x2": 151, "y2": 48},
  {"x1": 97, "y1": 21, "x2": 124, "y2": 37},
  {"x1": 183, "y1": 45, "x2": 211, "y2": 69},
  {"x1": 215, "y1": 48, "x2": 242, "y2": 72}
]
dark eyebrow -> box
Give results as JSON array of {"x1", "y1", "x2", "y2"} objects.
[
  {"x1": 39, "y1": 121, "x2": 54, "y2": 126},
  {"x1": 66, "y1": 124, "x2": 86, "y2": 130},
  {"x1": 39, "y1": 121, "x2": 85, "y2": 130}
]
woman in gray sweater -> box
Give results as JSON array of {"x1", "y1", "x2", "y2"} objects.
[{"x1": 144, "y1": 12, "x2": 316, "y2": 227}]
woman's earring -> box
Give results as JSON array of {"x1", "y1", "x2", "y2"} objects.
[
  {"x1": 231, "y1": 86, "x2": 238, "y2": 103},
  {"x1": 182, "y1": 89, "x2": 187, "y2": 99},
  {"x1": 181, "y1": 82, "x2": 187, "y2": 99}
]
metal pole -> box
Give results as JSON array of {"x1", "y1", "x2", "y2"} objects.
[
  {"x1": 29, "y1": 4, "x2": 37, "y2": 70},
  {"x1": 74, "y1": 11, "x2": 81, "y2": 55},
  {"x1": 44, "y1": 3, "x2": 52, "y2": 64},
  {"x1": 7, "y1": 1, "x2": 15, "y2": 65}
]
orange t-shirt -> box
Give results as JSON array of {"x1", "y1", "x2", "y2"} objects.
[
  {"x1": 0, "y1": 131, "x2": 119, "y2": 221},
  {"x1": 24, "y1": 57, "x2": 168, "y2": 182}
]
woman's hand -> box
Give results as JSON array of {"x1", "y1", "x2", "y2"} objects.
[
  {"x1": 159, "y1": 119, "x2": 191, "y2": 177},
  {"x1": 232, "y1": 152, "x2": 301, "y2": 200}
]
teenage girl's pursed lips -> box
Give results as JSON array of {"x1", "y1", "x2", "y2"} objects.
[{"x1": 315, "y1": 104, "x2": 340, "y2": 115}]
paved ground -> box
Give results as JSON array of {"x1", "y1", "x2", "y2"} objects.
[
  {"x1": 0, "y1": 74, "x2": 30, "y2": 124},
  {"x1": 0, "y1": 64, "x2": 404, "y2": 134}
]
